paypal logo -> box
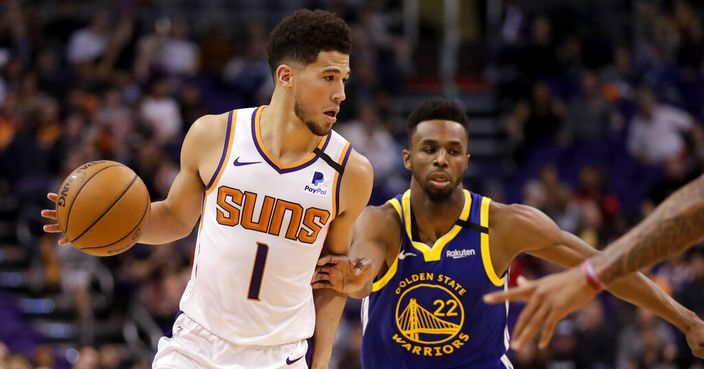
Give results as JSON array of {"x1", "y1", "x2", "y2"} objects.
[
  {"x1": 305, "y1": 171, "x2": 328, "y2": 195},
  {"x1": 304, "y1": 185, "x2": 327, "y2": 195},
  {"x1": 312, "y1": 171, "x2": 325, "y2": 186}
]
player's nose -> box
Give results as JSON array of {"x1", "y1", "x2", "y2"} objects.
[
  {"x1": 433, "y1": 150, "x2": 449, "y2": 167},
  {"x1": 332, "y1": 83, "x2": 346, "y2": 103}
]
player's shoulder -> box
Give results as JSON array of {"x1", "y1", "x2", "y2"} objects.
[
  {"x1": 489, "y1": 201, "x2": 560, "y2": 243},
  {"x1": 338, "y1": 149, "x2": 373, "y2": 196},
  {"x1": 344, "y1": 149, "x2": 373, "y2": 183},
  {"x1": 489, "y1": 201, "x2": 539, "y2": 228},
  {"x1": 189, "y1": 112, "x2": 230, "y2": 134}
]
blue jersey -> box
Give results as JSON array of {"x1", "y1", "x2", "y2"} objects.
[{"x1": 361, "y1": 189, "x2": 512, "y2": 369}]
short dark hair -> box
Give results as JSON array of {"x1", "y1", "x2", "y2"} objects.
[
  {"x1": 267, "y1": 9, "x2": 351, "y2": 75},
  {"x1": 407, "y1": 98, "x2": 470, "y2": 137}
]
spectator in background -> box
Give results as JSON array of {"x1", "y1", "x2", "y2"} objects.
[
  {"x1": 645, "y1": 157, "x2": 696, "y2": 212},
  {"x1": 139, "y1": 78, "x2": 182, "y2": 145},
  {"x1": 5, "y1": 355, "x2": 32, "y2": 369},
  {"x1": 66, "y1": 11, "x2": 109, "y2": 64},
  {"x1": 72, "y1": 346, "x2": 99, "y2": 369},
  {"x1": 519, "y1": 16, "x2": 558, "y2": 83},
  {"x1": 507, "y1": 81, "x2": 566, "y2": 161},
  {"x1": 574, "y1": 300, "x2": 617, "y2": 369},
  {"x1": 222, "y1": 22, "x2": 272, "y2": 107},
  {"x1": 32, "y1": 344, "x2": 54, "y2": 369},
  {"x1": 157, "y1": 18, "x2": 199, "y2": 77},
  {"x1": 564, "y1": 70, "x2": 619, "y2": 145},
  {"x1": 627, "y1": 88, "x2": 694, "y2": 166},
  {"x1": 338, "y1": 105, "x2": 402, "y2": 203},
  {"x1": 134, "y1": 17, "x2": 171, "y2": 81},
  {"x1": 677, "y1": 250, "x2": 704, "y2": 318},
  {"x1": 198, "y1": 19, "x2": 233, "y2": 76},
  {"x1": 544, "y1": 321, "x2": 579, "y2": 369},
  {"x1": 617, "y1": 309, "x2": 679, "y2": 369}
]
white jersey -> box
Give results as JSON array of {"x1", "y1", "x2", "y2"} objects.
[{"x1": 180, "y1": 106, "x2": 351, "y2": 346}]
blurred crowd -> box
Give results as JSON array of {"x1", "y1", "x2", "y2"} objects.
[{"x1": 0, "y1": 0, "x2": 702, "y2": 368}]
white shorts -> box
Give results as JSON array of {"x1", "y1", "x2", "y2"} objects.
[{"x1": 152, "y1": 313, "x2": 309, "y2": 369}]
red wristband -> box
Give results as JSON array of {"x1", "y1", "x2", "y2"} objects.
[{"x1": 580, "y1": 259, "x2": 607, "y2": 291}]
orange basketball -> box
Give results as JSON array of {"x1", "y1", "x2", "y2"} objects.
[{"x1": 55, "y1": 160, "x2": 151, "y2": 257}]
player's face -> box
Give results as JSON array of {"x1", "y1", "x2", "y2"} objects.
[
  {"x1": 404, "y1": 120, "x2": 469, "y2": 202},
  {"x1": 292, "y1": 51, "x2": 350, "y2": 136}
]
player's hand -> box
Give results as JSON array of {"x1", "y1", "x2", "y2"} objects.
[
  {"x1": 312, "y1": 255, "x2": 373, "y2": 295},
  {"x1": 483, "y1": 268, "x2": 599, "y2": 351},
  {"x1": 684, "y1": 319, "x2": 704, "y2": 358},
  {"x1": 40, "y1": 193, "x2": 69, "y2": 246}
]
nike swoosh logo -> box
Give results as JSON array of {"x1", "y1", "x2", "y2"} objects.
[
  {"x1": 398, "y1": 251, "x2": 416, "y2": 260},
  {"x1": 286, "y1": 355, "x2": 304, "y2": 365},
  {"x1": 233, "y1": 157, "x2": 261, "y2": 167}
]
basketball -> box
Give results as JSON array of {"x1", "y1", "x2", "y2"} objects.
[{"x1": 54, "y1": 160, "x2": 151, "y2": 257}]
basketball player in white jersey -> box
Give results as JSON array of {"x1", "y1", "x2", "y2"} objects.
[{"x1": 41, "y1": 9, "x2": 373, "y2": 369}]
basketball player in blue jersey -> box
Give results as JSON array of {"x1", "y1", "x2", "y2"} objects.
[
  {"x1": 41, "y1": 9, "x2": 373, "y2": 369},
  {"x1": 312, "y1": 98, "x2": 704, "y2": 369}
]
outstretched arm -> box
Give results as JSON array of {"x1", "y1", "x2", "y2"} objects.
[
  {"x1": 594, "y1": 173, "x2": 704, "y2": 283},
  {"x1": 311, "y1": 151, "x2": 373, "y2": 369},
  {"x1": 312, "y1": 203, "x2": 401, "y2": 299},
  {"x1": 41, "y1": 114, "x2": 228, "y2": 246},
  {"x1": 484, "y1": 203, "x2": 703, "y2": 356}
]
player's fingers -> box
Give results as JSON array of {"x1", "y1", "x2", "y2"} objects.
[
  {"x1": 316, "y1": 255, "x2": 333, "y2": 265},
  {"x1": 41, "y1": 209, "x2": 57, "y2": 220},
  {"x1": 512, "y1": 303, "x2": 550, "y2": 351},
  {"x1": 516, "y1": 275, "x2": 531, "y2": 285},
  {"x1": 538, "y1": 313, "x2": 560, "y2": 349},
  {"x1": 511, "y1": 294, "x2": 541, "y2": 347},
  {"x1": 483, "y1": 284, "x2": 534, "y2": 304},
  {"x1": 47, "y1": 193, "x2": 58, "y2": 202},
  {"x1": 310, "y1": 271, "x2": 330, "y2": 283},
  {"x1": 311, "y1": 281, "x2": 331, "y2": 289},
  {"x1": 43, "y1": 224, "x2": 63, "y2": 233},
  {"x1": 316, "y1": 255, "x2": 346, "y2": 266},
  {"x1": 58, "y1": 239, "x2": 70, "y2": 246}
]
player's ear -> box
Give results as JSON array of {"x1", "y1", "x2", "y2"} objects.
[
  {"x1": 275, "y1": 64, "x2": 294, "y2": 88},
  {"x1": 403, "y1": 149, "x2": 411, "y2": 170}
]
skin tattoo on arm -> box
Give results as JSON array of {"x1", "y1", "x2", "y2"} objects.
[{"x1": 594, "y1": 174, "x2": 704, "y2": 283}]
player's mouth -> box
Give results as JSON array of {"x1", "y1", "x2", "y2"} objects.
[
  {"x1": 323, "y1": 109, "x2": 338, "y2": 124},
  {"x1": 428, "y1": 172, "x2": 452, "y2": 189}
]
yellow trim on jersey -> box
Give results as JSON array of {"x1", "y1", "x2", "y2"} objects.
[
  {"x1": 402, "y1": 190, "x2": 472, "y2": 262},
  {"x1": 254, "y1": 106, "x2": 328, "y2": 169},
  {"x1": 370, "y1": 197, "x2": 402, "y2": 292},
  {"x1": 480, "y1": 196, "x2": 505, "y2": 286},
  {"x1": 372, "y1": 256, "x2": 398, "y2": 292},
  {"x1": 331, "y1": 141, "x2": 351, "y2": 218},
  {"x1": 388, "y1": 197, "x2": 402, "y2": 216},
  {"x1": 205, "y1": 110, "x2": 238, "y2": 195}
]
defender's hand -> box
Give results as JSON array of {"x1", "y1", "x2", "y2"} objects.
[
  {"x1": 40, "y1": 193, "x2": 69, "y2": 246},
  {"x1": 483, "y1": 270, "x2": 598, "y2": 351},
  {"x1": 685, "y1": 319, "x2": 704, "y2": 358},
  {"x1": 312, "y1": 255, "x2": 373, "y2": 295}
]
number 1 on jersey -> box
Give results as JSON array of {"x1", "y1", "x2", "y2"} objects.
[{"x1": 247, "y1": 243, "x2": 269, "y2": 300}]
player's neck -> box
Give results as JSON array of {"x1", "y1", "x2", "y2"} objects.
[
  {"x1": 259, "y1": 99, "x2": 323, "y2": 161},
  {"x1": 410, "y1": 182, "x2": 465, "y2": 242}
]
